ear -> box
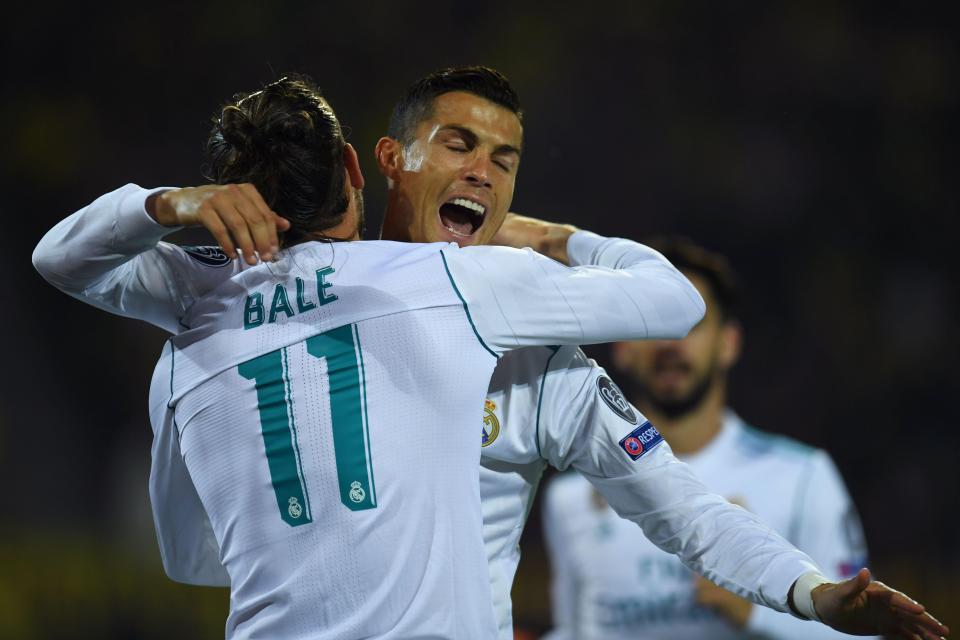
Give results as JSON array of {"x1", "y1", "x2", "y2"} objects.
[
  {"x1": 375, "y1": 136, "x2": 402, "y2": 180},
  {"x1": 718, "y1": 319, "x2": 743, "y2": 370},
  {"x1": 343, "y1": 143, "x2": 365, "y2": 190}
]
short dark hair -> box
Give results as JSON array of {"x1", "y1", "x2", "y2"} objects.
[
  {"x1": 387, "y1": 66, "x2": 522, "y2": 145},
  {"x1": 646, "y1": 236, "x2": 742, "y2": 321},
  {"x1": 204, "y1": 74, "x2": 349, "y2": 246}
]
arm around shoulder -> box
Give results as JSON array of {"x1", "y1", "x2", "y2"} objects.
[{"x1": 442, "y1": 231, "x2": 705, "y2": 354}]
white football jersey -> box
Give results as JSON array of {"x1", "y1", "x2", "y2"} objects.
[
  {"x1": 480, "y1": 352, "x2": 825, "y2": 638},
  {"x1": 33, "y1": 184, "x2": 705, "y2": 639},
  {"x1": 543, "y1": 413, "x2": 873, "y2": 640}
]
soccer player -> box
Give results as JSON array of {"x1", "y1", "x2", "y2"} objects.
[
  {"x1": 32, "y1": 75, "x2": 707, "y2": 639},
  {"x1": 35, "y1": 69, "x2": 948, "y2": 640},
  {"x1": 372, "y1": 67, "x2": 947, "y2": 640},
  {"x1": 542, "y1": 238, "x2": 881, "y2": 639}
]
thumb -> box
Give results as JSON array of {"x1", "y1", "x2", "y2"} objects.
[{"x1": 833, "y1": 568, "x2": 871, "y2": 602}]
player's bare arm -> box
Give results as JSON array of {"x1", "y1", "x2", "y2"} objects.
[
  {"x1": 147, "y1": 183, "x2": 290, "y2": 265},
  {"x1": 491, "y1": 212, "x2": 578, "y2": 265}
]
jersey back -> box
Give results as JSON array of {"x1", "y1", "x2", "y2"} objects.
[{"x1": 158, "y1": 240, "x2": 499, "y2": 639}]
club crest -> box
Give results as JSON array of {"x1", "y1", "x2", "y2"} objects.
[
  {"x1": 481, "y1": 399, "x2": 500, "y2": 447},
  {"x1": 349, "y1": 481, "x2": 366, "y2": 504}
]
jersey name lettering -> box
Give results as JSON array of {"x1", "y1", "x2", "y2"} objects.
[{"x1": 244, "y1": 267, "x2": 338, "y2": 329}]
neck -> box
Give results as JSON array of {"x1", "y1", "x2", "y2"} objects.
[
  {"x1": 636, "y1": 379, "x2": 727, "y2": 455},
  {"x1": 379, "y1": 191, "x2": 410, "y2": 242},
  {"x1": 291, "y1": 205, "x2": 361, "y2": 246}
]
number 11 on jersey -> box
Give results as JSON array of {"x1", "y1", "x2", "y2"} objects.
[{"x1": 238, "y1": 324, "x2": 377, "y2": 527}]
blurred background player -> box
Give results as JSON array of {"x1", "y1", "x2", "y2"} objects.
[{"x1": 543, "y1": 237, "x2": 878, "y2": 639}]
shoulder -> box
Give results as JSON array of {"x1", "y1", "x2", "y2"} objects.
[
  {"x1": 730, "y1": 419, "x2": 846, "y2": 487},
  {"x1": 443, "y1": 243, "x2": 563, "y2": 282},
  {"x1": 734, "y1": 420, "x2": 821, "y2": 462},
  {"x1": 493, "y1": 345, "x2": 586, "y2": 379}
]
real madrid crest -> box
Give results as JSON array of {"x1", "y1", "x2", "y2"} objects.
[
  {"x1": 481, "y1": 399, "x2": 500, "y2": 447},
  {"x1": 288, "y1": 496, "x2": 303, "y2": 519},
  {"x1": 349, "y1": 481, "x2": 366, "y2": 504}
]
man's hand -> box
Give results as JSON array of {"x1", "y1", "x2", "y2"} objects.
[
  {"x1": 490, "y1": 213, "x2": 578, "y2": 265},
  {"x1": 694, "y1": 576, "x2": 752, "y2": 629},
  {"x1": 147, "y1": 184, "x2": 290, "y2": 265},
  {"x1": 812, "y1": 568, "x2": 949, "y2": 639}
]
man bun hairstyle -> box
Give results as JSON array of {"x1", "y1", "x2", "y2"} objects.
[
  {"x1": 205, "y1": 74, "x2": 349, "y2": 246},
  {"x1": 646, "y1": 236, "x2": 742, "y2": 321},
  {"x1": 388, "y1": 65, "x2": 522, "y2": 145}
]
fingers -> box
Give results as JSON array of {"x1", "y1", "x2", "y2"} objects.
[
  {"x1": 241, "y1": 183, "x2": 291, "y2": 233},
  {"x1": 232, "y1": 184, "x2": 277, "y2": 263},
  {"x1": 237, "y1": 183, "x2": 288, "y2": 257},
  {"x1": 879, "y1": 587, "x2": 950, "y2": 639},
  {"x1": 198, "y1": 207, "x2": 237, "y2": 260},
  {"x1": 869, "y1": 581, "x2": 928, "y2": 616},
  {"x1": 198, "y1": 184, "x2": 286, "y2": 265},
  {"x1": 890, "y1": 593, "x2": 927, "y2": 616}
]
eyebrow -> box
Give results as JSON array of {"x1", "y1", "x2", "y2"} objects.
[{"x1": 440, "y1": 125, "x2": 522, "y2": 157}]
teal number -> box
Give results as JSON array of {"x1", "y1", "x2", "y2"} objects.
[
  {"x1": 307, "y1": 325, "x2": 376, "y2": 512},
  {"x1": 238, "y1": 324, "x2": 376, "y2": 527},
  {"x1": 238, "y1": 349, "x2": 312, "y2": 527}
]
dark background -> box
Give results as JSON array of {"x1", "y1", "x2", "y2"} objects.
[{"x1": 2, "y1": 2, "x2": 956, "y2": 637}]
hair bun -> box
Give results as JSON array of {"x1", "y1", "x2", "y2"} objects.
[
  {"x1": 218, "y1": 105, "x2": 262, "y2": 151},
  {"x1": 266, "y1": 110, "x2": 314, "y2": 145},
  {"x1": 219, "y1": 106, "x2": 316, "y2": 155}
]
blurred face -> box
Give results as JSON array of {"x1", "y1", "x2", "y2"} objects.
[
  {"x1": 613, "y1": 274, "x2": 740, "y2": 417},
  {"x1": 377, "y1": 91, "x2": 523, "y2": 246}
]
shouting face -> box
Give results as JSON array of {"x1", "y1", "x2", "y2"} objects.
[{"x1": 377, "y1": 91, "x2": 523, "y2": 247}]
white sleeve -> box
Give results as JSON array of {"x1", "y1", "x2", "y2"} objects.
[
  {"x1": 537, "y1": 352, "x2": 819, "y2": 615},
  {"x1": 32, "y1": 184, "x2": 240, "y2": 334},
  {"x1": 441, "y1": 231, "x2": 705, "y2": 354},
  {"x1": 541, "y1": 480, "x2": 579, "y2": 640},
  {"x1": 746, "y1": 452, "x2": 878, "y2": 638}
]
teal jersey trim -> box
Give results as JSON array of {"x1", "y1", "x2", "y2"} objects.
[
  {"x1": 787, "y1": 453, "x2": 817, "y2": 543},
  {"x1": 439, "y1": 249, "x2": 499, "y2": 359},
  {"x1": 740, "y1": 423, "x2": 815, "y2": 456},
  {"x1": 353, "y1": 324, "x2": 377, "y2": 507},
  {"x1": 167, "y1": 341, "x2": 175, "y2": 408},
  {"x1": 534, "y1": 346, "x2": 562, "y2": 459}
]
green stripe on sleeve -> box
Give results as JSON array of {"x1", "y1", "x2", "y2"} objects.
[{"x1": 439, "y1": 249, "x2": 499, "y2": 359}]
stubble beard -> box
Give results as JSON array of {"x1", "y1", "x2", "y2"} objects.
[
  {"x1": 634, "y1": 352, "x2": 720, "y2": 420},
  {"x1": 353, "y1": 188, "x2": 366, "y2": 238}
]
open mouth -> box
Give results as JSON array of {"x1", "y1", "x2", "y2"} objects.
[{"x1": 439, "y1": 197, "x2": 486, "y2": 238}]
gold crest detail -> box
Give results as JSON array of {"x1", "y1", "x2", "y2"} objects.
[{"x1": 482, "y1": 399, "x2": 500, "y2": 447}]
